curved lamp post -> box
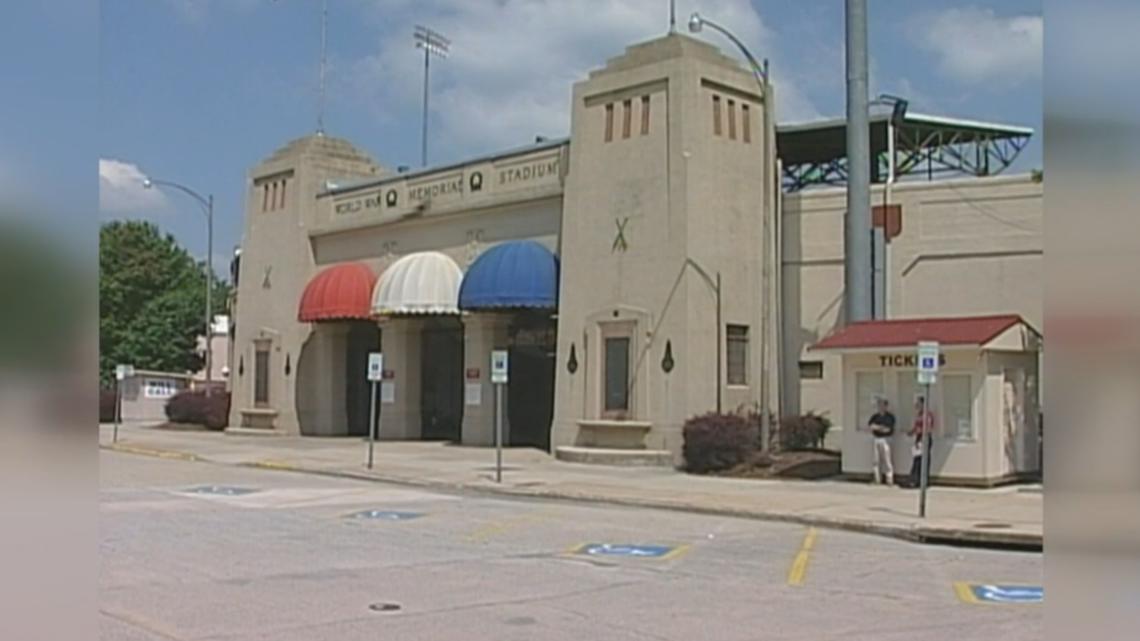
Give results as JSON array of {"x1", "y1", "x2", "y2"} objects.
[
  {"x1": 143, "y1": 177, "x2": 216, "y2": 397},
  {"x1": 689, "y1": 12, "x2": 777, "y2": 450}
]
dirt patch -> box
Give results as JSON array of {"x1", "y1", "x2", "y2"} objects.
[{"x1": 709, "y1": 449, "x2": 841, "y2": 480}]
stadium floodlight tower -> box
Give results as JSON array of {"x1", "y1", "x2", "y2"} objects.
[{"x1": 414, "y1": 25, "x2": 450, "y2": 167}]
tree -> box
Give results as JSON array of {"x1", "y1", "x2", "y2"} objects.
[{"x1": 99, "y1": 220, "x2": 229, "y2": 384}]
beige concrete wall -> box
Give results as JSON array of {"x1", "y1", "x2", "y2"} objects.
[
  {"x1": 228, "y1": 136, "x2": 383, "y2": 434},
  {"x1": 551, "y1": 34, "x2": 775, "y2": 460},
  {"x1": 783, "y1": 175, "x2": 1043, "y2": 441}
]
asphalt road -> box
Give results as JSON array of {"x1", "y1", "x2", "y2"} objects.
[{"x1": 100, "y1": 451, "x2": 1042, "y2": 641}]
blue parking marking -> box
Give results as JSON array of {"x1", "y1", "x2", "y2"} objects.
[
  {"x1": 575, "y1": 543, "x2": 681, "y2": 558},
  {"x1": 955, "y1": 582, "x2": 1043, "y2": 604},
  {"x1": 184, "y1": 486, "x2": 257, "y2": 496},
  {"x1": 346, "y1": 510, "x2": 424, "y2": 521}
]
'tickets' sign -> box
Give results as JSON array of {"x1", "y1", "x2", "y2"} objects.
[{"x1": 878, "y1": 353, "x2": 948, "y2": 368}]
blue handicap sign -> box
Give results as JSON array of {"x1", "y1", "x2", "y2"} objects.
[
  {"x1": 346, "y1": 510, "x2": 423, "y2": 521},
  {"x1": 968, "y1": 584, "x2": 1043, "y2": 604},
  {"x1": 577, "y1": 543, "x2": 676, "y2": 558},
  {"x1": 921, "y1": 357, "x2": 936, "y2": 369}
]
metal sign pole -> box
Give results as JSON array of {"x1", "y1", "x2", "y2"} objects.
[
  {"x1": 495, "y1": 383, "x2": 503, "y2": 483},
  {"x1": 368, "y1": 380, "x2": 378, "y2": 469},
  {"x1": 113, "y1": 377, "x2": 121, "y2": 444},
  {"x1": 919, "y1": 380, "x2": 931, "y2": 518}
]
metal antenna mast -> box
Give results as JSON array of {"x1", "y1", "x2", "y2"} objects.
[
  {"x1": 414, "y1": 25, "x2": 450, "y2": 167},
  {"x1": 317, "y1": 0, "x2": 327, "y2": 135}
]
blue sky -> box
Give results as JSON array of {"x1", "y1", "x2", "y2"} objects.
[{"x1": 94, "y1": 0, "x2": 1042, "y2": 277}]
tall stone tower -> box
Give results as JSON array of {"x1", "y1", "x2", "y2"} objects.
[
  {"x1": 228, "y1": 135, "x2": 382, "y2": 433},
  {"x1": 550, "y1": 33, "x2": 779, "y2": 462}
]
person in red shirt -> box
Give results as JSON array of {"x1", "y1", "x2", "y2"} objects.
[{"x1": 905, "y1": 395, "x2": 936, "y2": 488}]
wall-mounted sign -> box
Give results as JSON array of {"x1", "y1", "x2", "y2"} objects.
[
  {"x1": 408, "y1": 175, "x2": 463, "y2": 202},
  {"x1": 497, "y1": 157, "x2": 559, "y2": 187},
  {"x1": 466, "y1": 367, "x2": 481, "y2": 380},
  {"x1": 878, "y1": 353, "x2": 947, "y2": 368}
]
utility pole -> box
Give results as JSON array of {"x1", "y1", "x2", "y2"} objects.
[
  {"x1": 844, "y1": 0, "x2": 872, "y2": 323},
  {"x1": 414, "y1": 25, "x2": 450, "y2": 167}
]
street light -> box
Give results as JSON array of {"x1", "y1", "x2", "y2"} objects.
[
  {"x1": 143, "y1": 177, "x2": 216, "y2": 397},
  {"x1": 687, "y1": 11, "x2": 777, "y2": 451},
  {"x1": 688, "y1": 13, "x2": 769, "y2": 83}
]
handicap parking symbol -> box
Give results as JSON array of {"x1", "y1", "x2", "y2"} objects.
[
  {"x1": 346, "y1": 510, "x2": 424, "y2": 521},
  {"x1": 956, "y1": 582, "x2": 1043, "y2": 604},
  {"x1": 576, "y1": 543, "x2": 681, "y2": 559}
]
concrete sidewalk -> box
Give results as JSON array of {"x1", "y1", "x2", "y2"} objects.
[{"x1": 98, "y1": 423, "x2": 1042, "y2": 549}]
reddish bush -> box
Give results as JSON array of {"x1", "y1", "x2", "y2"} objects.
[
  {"x1": 778, "y1": 412, "x2": 832, "y2": 451},
  {"x1": 682, "y1": 412, "x2": 760, "y2": 473},
  {"x1": 165, "y1": 390, "x2": 230, "y2": 430},
  {"x1": 100, "y1": 387, "x2": 117, "y2": 423}
]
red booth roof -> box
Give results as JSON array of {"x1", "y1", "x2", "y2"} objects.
[
  {"x1": 298, "y1": 263, "x2": 377, "y2": 322},
  {"x1": 812, "y1": 314, "x2": 1027, "y2": 350}
]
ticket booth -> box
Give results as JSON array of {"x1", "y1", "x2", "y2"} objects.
[{"x1": 811, "y1": 315, "x2": 1042, "y2": 487}]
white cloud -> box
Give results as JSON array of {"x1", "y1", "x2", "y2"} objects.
[
  {"x1": 345, "y1": 0, "x2": 818, "y2": 157},
  {"x1": 99, "y1": 159, "x2": 168, "y2": 214},
  {"x1": 916, "y1": 7, "x2": 1042, "y2": 85}
]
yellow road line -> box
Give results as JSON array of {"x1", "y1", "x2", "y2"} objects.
[
  {"x1": 659, "y1": 544, "x2": 692, "y2": 561},
  {"x1": 953, "y1": 582, "x2": 981, "y2": 604},
  {"x1": 787, "y1": 527, "x2": 818, "y2": 586},
  {"x1": 105, "y1": 444, "x2": 197, "y2": 461}
]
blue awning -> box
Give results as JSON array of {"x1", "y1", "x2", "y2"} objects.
[{"x1": 459, "y1": 240, "x2": 559, "y2": 310}]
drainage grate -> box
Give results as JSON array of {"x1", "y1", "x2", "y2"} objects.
[
  {"x1": 369, "y1": 602, "x2": 402, "y2": 613},
  {"x1": 184, "y1": 486, "x2": 258, "y2": 496},
  {"x1": 346, "y1": 510, "x2": 424, "y2": 521}
]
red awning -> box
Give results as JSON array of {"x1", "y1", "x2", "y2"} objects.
[
  {"x1": 811, "y1": 314, "x2": 1028, "y2": 350},
  {"x1": 298, "y1": 263, "x2": 377, "y2": 322}
]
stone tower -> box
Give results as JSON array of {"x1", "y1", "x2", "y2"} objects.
[
  {"x1": 228, "y1": 135, "x2": 383, "y2": 433},
  {"x1": 550, "y1": 33, "x2": 779, "y2": 462}
]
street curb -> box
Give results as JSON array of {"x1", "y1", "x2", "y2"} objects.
[{"x1": 101, "y1": 443, "x2": 1042, "y2": 551}]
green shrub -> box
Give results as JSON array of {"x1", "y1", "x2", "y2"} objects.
[
  {"x1": 778, "y1": 412, "x2": 832, "y2": 451},
  {"x1": 165, "y1": 390, "x2": 230, "y2": 430},
  {"x1": 682, "y1": 412, "x2": 759, "y2": 473}
]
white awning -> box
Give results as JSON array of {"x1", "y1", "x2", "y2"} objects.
[{"x1": 371, "y1": 251, "x2": 463, "y2": 315}]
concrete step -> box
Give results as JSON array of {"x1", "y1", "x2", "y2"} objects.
[
  {"x1": 555, "y1": 446, "x2": 675, "y2": 468},
  {"x1": 224, "y1": 426, "x2": 284, "y2": 437}
]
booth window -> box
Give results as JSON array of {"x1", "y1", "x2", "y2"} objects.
[
  {"x1": 726, "y1": 324, "x2": 749, "y2": 385},
  {"x1": 942, "y1": 373, "x2": 973, "y2": 439},
  {"x1": 603, "y1": 336, "x2": 631, "y2": 415},
  {"x1": 254, "y1": 343, "x2": 271, "y2": 407},
  {"x1": 799, "y1": 360, "x2": 823, "y2": 380}
]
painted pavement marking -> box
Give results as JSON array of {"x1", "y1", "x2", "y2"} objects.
[
  {"x1": 954, "y1": 582, "x2": 1043, "y2": 605},
  {"x1": 570, "y1": 543, "x2": 691, "y2": 560},
  {"x1": 787, "y1": 527, "x2": 819, "y2": 586}
]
